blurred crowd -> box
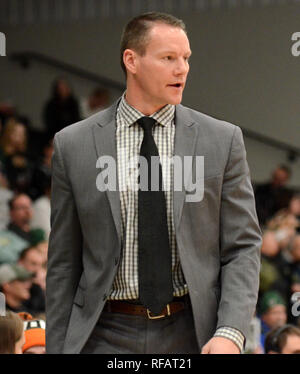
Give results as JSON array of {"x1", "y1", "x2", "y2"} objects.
[
  {"x1": 0, "y1": 77, "x2": 299, "y2": 354},
  {"x1": 245, "y1": 165, "x2": 300, "y2": 353},
  {"x1": 0, "y1": 78, "x2": 110, "y2": 354}
]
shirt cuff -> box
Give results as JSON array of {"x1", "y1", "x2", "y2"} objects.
[{"x1": 214, "y1": 327, "x2": 245, "y2": 353}]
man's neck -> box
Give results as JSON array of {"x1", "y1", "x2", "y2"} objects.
[{"x1": 125, "y1": 89, "x2": 166, "y2": 116}]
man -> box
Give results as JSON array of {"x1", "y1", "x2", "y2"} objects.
[
  {"x1": 265, "y1": 324, "x2": 300, "y2": 354},
  {"x1": 46, "y1": 12, "x2": 261, "y2": 354},
  {"x1": 18, "y1": 247, "x2": 45, "y2": 315},
  {"x1": 7, "y1": 194, "x2": 33, "y2": 244},
  {"x1": 259, "y1": 290, "x2": 287, "y2": 351},
  {"x1": 7, "y1": 193, "x2": 45, "y2": 246},
  {"x1": 0, "y1": 263, "x2": 34, "y2": 313}
]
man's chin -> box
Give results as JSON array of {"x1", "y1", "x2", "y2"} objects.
[{"x1": 167, "y1": 95, "x2": 183, "y2": 106}]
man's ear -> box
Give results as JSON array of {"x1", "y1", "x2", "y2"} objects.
[{"x1": 123, "y1": 49, "x2": 138, "y2": 74}]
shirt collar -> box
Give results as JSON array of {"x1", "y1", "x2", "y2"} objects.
[{"x1": 118, "y1": 92, "x2": 175, "y2": 127}]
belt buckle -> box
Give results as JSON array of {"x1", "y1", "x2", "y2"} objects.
[{"x1": 147, "y1": 304, "x2": 171, "y2": 320}]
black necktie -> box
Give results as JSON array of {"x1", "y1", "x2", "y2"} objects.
[{"x1": 137, "y1": 116, "x2": 173, "y2": 315}]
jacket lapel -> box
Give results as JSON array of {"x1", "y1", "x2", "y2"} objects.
[
  {"x1": 92, "y1": 101, "x2": 122, "y2": 246},
  {"x1": 173, "y1": 104, "x2": 198, "y2": 232}
]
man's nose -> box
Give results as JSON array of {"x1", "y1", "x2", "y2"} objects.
[{"x1": 174, "y1": 58, "x2": 189, "y2": 76}]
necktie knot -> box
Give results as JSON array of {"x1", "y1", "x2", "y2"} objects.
[{"x1": 137, "y1": 116, "x2": 156, "y2": 133}]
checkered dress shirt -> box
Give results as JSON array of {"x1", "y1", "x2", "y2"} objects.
[{"x1": 108, "y1": 94, "x2": 244, "y2": 352}]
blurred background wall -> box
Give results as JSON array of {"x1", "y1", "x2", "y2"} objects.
[{"x1": 0, "y1": 0, "x2": 299, "y2": 187}]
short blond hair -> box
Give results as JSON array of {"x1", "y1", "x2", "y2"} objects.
[{"x1": 120, "y1": 12, "x2": 187, "y2": 75}]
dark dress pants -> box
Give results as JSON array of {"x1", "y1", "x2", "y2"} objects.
[{"x1": 81, "y1": 296, "x2": 199, "y2": 354}]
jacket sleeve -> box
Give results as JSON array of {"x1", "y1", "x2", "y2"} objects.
[
  {"x1": 217, "y1": 125, "x2": 262, "y2": 340},
  {"x1": 46, "y1": 133, "x2": 83, "y2": 354}
]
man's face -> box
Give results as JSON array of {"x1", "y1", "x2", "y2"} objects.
[
  {"x1": 262, "y1": 305, "x2": 287, "y2": 329},
  {"x1": 4, "y1": 279, "x2": 32, "y2": 302},
  {"x1": 19, "y1": 249, "x2": 44, "y2": 275},
  {"x1": 281, "y1": 334, "x2": 300, "y2": 354},
  {"x1": 272, "y1": 168, "x2": 290, "y2": 187},
  {"x1": 10, "y1": 195, "x2": 33, "y2": 227},
  {"x1": 129, "y1": 23, "x2": 191, "y2": 112}
]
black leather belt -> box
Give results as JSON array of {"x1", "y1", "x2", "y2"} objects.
[{"x1": 104, "y1": 295, "x2": 188, "y2": 320}]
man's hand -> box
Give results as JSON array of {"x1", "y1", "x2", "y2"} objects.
[{"x1": 201, "y1": 337, "x2": 241, "y2": 354}]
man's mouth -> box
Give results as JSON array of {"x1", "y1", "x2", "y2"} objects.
[{"x1": 168, "y1": 83, "x2": 183, "y2": 88}]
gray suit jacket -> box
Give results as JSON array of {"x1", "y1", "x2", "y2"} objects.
[{"x1": 46, "y1": 100, "x2": 262, "y2": 354}]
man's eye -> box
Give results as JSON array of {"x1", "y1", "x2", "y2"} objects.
[{"x1": 164, "y1": 56, "x2": 172, "y2": 60}]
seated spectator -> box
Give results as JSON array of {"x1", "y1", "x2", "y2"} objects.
[
  {"x1": 255, "y1": 165, "x2": 293, "y2": 226},
  {"x1": 261, "y1": 230, "x2": 281, "y2": 258},
  {"x1": 22, "y1": 317, "x2": 46, "y2": 354},
  {"x1": 18, "y1": 247, "x2": 44, "y2": 276},
  {"x1": 267, "y1": 206, "x2": 299, "y2": 250},
  {"x1": 259, "y1": 231, "x2": 290, "y2": 298},
  {"x1": 7, "y1": 193, "x2": 45, "y2": 246},
  {"x1": 259, "y1": 232, "x2": 281, "y2": 296},
  {"x1": 265, "y1": 324, "x2": 300, "y2": 354},
  {"x1": 18, "y1": 247, "x2": 45, "y2": 315},
  {"x1": 0, "y1": 118, "x2": 20, "y2": 230},
  {"x1": 260, "y1": 234, "x2": 300, "y2": 324},
  {"x1": 7, "y1": 193, "x2": 33, "y2": 243},
  {"x1": 0, "y1": 310, "x2": 25, "y2": 354},
  {"x1": 43, "y1": 77, "x2": 81, "y2": 140},
  {"x1": 0, "y1": 117, "x2": 33, "y2": 194},
  {"x1": 0, "y1": 263, "x2": 34, "y2": 313},
  {"x1": 278, "y1": 234, "x2": 300, "y2": 315},
  {"x1": 259, "y1": 290, "x2": 287, "y2": 351},
  {"x1": 80, "y1": 87, "x2": 110, "y2": 118}
]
